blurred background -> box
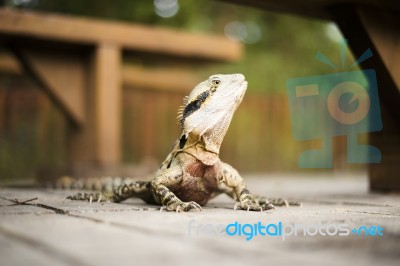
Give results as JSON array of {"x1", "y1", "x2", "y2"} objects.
[{"x1": 0, "y1": 0, "x2": 366, "y2": 183}]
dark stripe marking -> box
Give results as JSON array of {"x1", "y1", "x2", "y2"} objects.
[
  {"x1": 162, "y1": 193, "x2": 175, "y2": 204},
  {"x1": 180, "y1": 90, "x2": 210, "y2": 125},
  {"x1": 179, "y1": 134, "x2": 187, "y2": 149}
]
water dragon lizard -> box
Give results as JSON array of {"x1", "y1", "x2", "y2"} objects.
[{"x1": 65, "y1": 74, "x2": 299, "y2": 212}]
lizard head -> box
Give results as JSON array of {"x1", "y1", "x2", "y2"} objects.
[{"x1": 177, "y1": 73, "x2": 247, "y2": 154}]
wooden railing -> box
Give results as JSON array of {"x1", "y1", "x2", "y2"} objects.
[{"x1": 0, "y1": 74, "x2": 363, "y2": 181}]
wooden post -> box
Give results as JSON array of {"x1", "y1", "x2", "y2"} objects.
[
  {"x1": 334, "y1": 6, "x2": 400, "y2": 191},
  {"x1": 93, "y1": 43, "x2": 121, "y2": 167}
]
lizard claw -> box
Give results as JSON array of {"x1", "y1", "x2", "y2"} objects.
[
  {"x1": 253, "y1": 195, "x2": 301, "y2": 207},
  {"x1": 267, "y1": 197, "x2": 300, "y2": 207},
  {"x1": 234, "y1": 199, "x2": 275, "y2": 212},
  {"x1": 166, "y1": 201, "x2": 202, "y2": 212},
  {"x1": 261, "y1": 203, "x2": 276, "y2": 211}
]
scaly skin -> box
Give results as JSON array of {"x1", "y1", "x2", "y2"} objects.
[{"x1": 66, "y1": 74, "x2": 300, "y2": 211}]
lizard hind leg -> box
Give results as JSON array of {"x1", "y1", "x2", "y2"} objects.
[{"x1": 66, "y1": 180, "x2": 155, "y2": 204}]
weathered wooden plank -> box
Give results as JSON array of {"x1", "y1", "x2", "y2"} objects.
[
  {"x1": 0, "y1": 214, "x2": 225, "y2": 266},
  {"x1": 0, "y1": 8, "x2": 242, "y2": 62},
  {"x1": 0, "y1": 233, "x2": 73, "y2": 266},
  {"x1": 1, "y1": 175, "x2": 400, "y2": 266}
]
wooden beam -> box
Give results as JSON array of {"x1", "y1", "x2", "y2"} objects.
[
  {"x1": 20, "y1": 49, "x2": 86, "y2": 126},
  {"x1": 0, "y1": 53, "x2": 21, "y2": 74},
  {"x1": 0, "y1": 53, "x2": 200, "y2": 93},
  {"x1": 0, "y1": 8, "x2": 242, "y2": 62},
  {"x1": 7, "y1": 46, "x2": 86, "y2": 127},
  {"x1": 358, "y1": 8, "x2": 400, "y2": 94},
  {"x1": 333, "y1": 5, "x2": 400, "y2": 122},
  {"x1": 93, "y1": 43, "x2": 121, "y2": 166}
]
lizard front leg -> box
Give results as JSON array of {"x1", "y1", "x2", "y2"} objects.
[
  {"x1": 218, "y1": 162, "x2": 275, "y2": 211},
  {"x1": 151, "y1": 165, "x2": 202, "y2": 212}
]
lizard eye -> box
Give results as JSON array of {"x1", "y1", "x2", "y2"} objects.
[{"x1": 211, "y1": 78, "x2": 221, "y2": 86}]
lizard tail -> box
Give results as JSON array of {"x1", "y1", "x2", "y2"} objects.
[{"x1": 44, "y1": 176, "x2": 145, "y2": 193}]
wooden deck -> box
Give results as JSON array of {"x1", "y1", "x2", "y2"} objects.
[{"x1": 1, "y1": 174, "x2": 400, "y2": 266}]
